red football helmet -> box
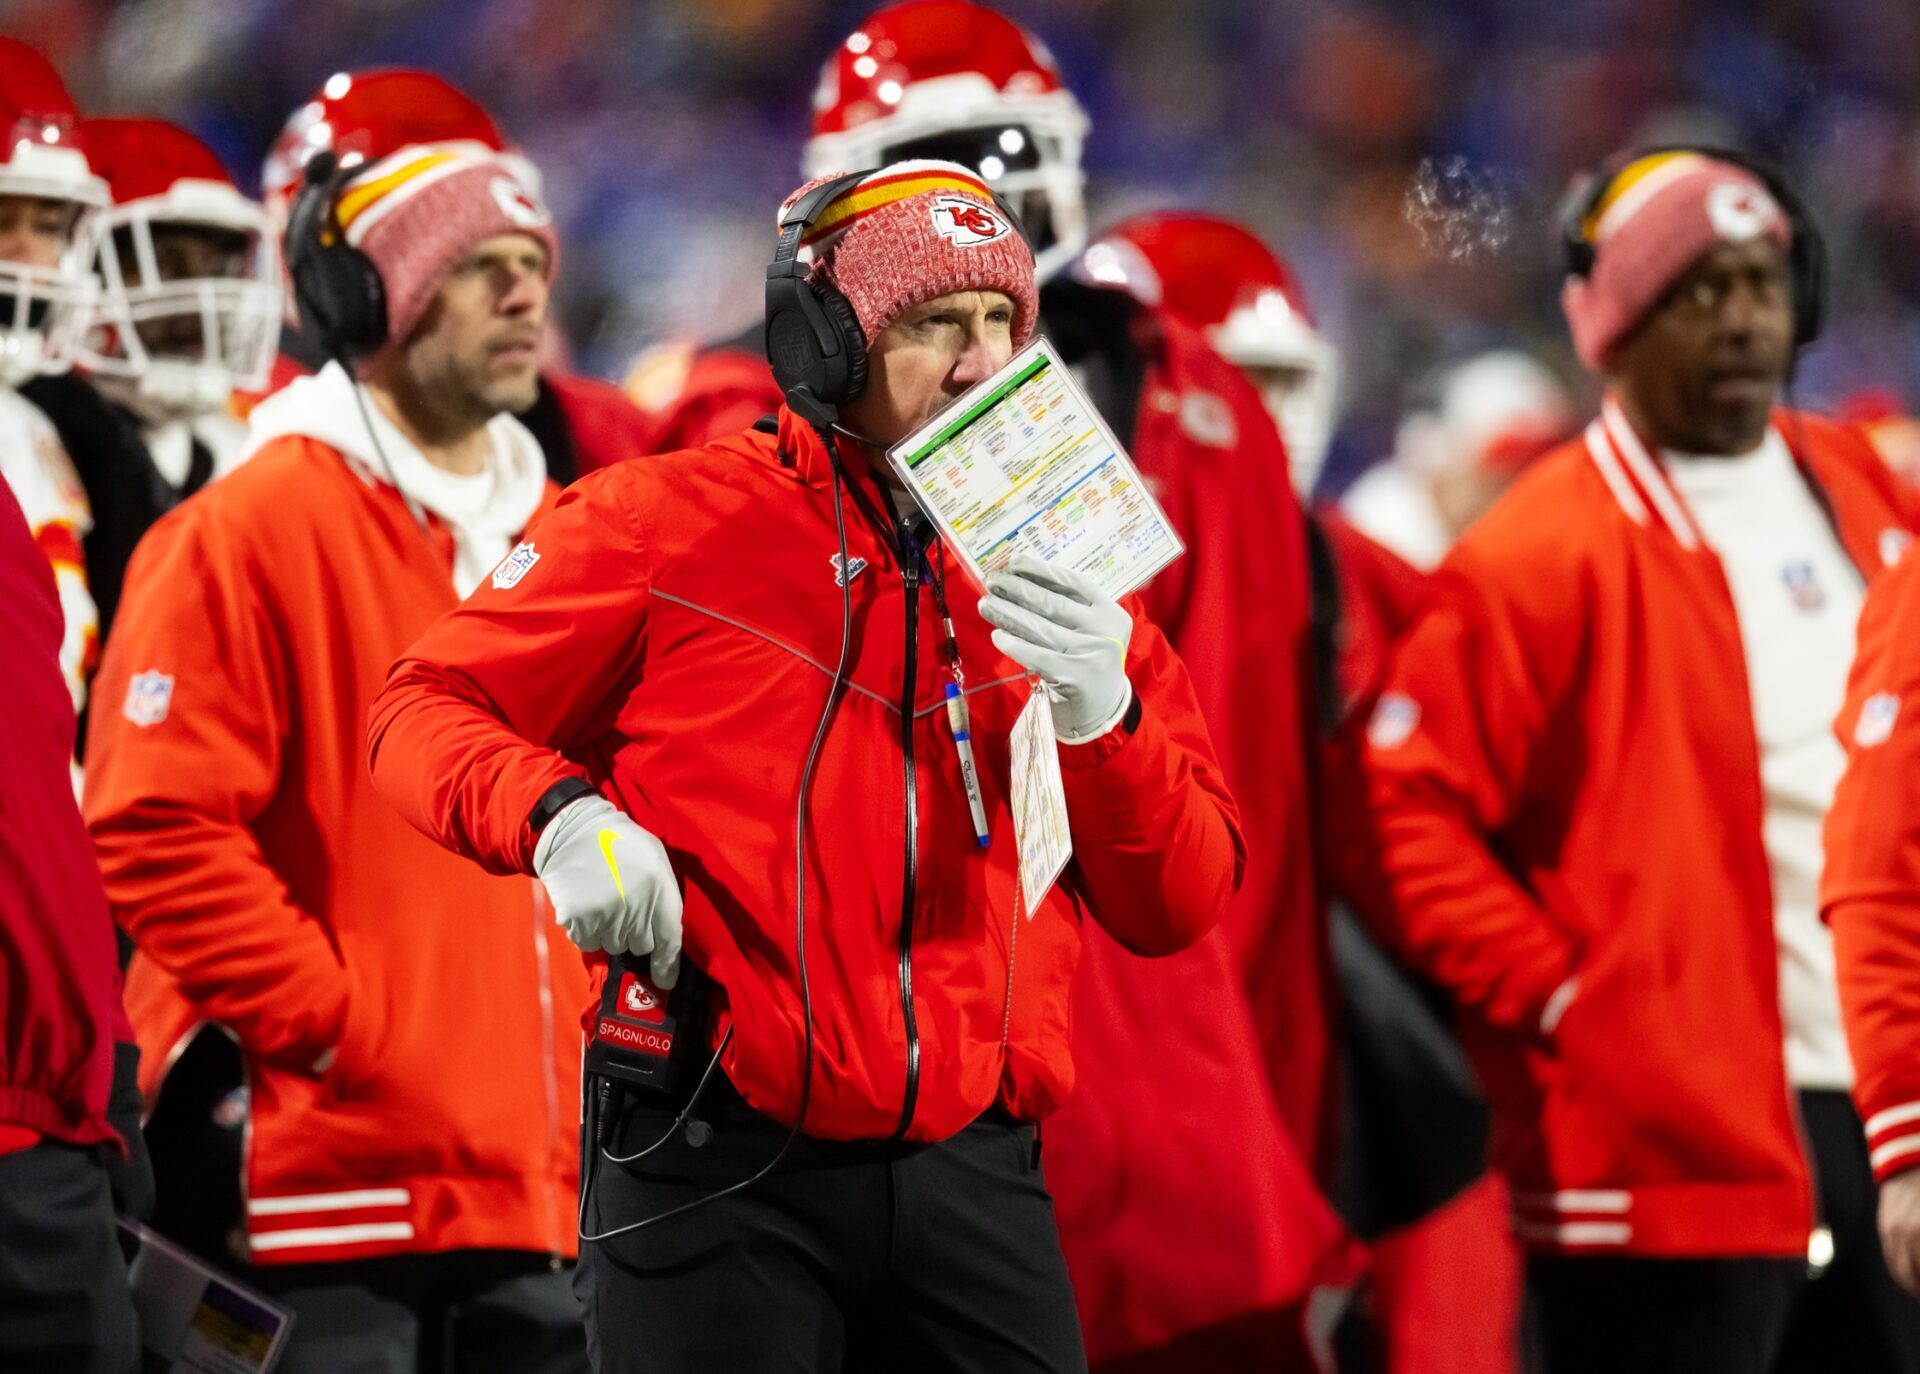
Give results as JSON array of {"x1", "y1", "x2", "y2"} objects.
[
  {"x1": 1078, "y1": 211, "x2": 1341, "y2": 493},
  {"x1": 0, "y1": 38, "x2": 107, "y2": 383},
  {"x1": 261, "y1": 68, "x2": 536, "y2": 231},
  {"x1": 806, "y1": 1, "x2": 1089, "y2": 280},
  {"x1": 77, "y1": 118, "x2": 281, "y2": 417}
]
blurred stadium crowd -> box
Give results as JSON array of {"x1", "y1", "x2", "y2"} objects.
[{"x1": 21, "y1": 0, "x2": 1920, "y2": 491}]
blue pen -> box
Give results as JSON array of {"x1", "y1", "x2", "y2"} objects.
[{"x1": 945, "y1": 682, "x2": 991, "y2": 847}]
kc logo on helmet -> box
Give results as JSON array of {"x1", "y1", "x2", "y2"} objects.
[{"x1": 931, "y1": 196, "x2": 1011, "y2": 247}]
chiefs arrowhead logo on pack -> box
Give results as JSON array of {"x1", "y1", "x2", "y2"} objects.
[
  {"x1": 931, "y1": 196, "x2": 1012, "y2": 247},
  {"x1": 617, "y1": 970, "x2": 667, "y2": 1024}
]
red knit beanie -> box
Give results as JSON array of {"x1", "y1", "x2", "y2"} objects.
[
  {"x1": 781, "y1": 160, "x2": 1038, "y2": 348},
  {"x1": 337, "y1": 145, "x2": 560, "y2": 375},
  {"x1": 1562, "y1": 152, "x2": 1792, "y2": 372}
]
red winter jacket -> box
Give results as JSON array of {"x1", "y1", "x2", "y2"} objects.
[
  {"x1": 368, "y1": 407, "x2": 1243, "y2": 1145},
  {"x1": 0, "y1": 480, "x2": 129, "y2": 1150},
  {"x1": 87, "y1": 440, "x2": 586, "y2": 1265},
  {"x1": 1116, "y1": 311, "x2": 1331, "y2": 1166},
  {"x1": 621, "y1": 318, "x2": 1350, "y2": 1360},
  {"x1": 1361, "y1": 402, "x2": 1918, "y2": 1258},
  {"x1": 622, "y1": 339, "x2": 782, "y2": 460},
  {"x1": 622, "y1": 316, "x2": 1333, "y2": 1150},
  {"x1": 1046, "y1": 309, "x2": 1351, "y2": 1361},
  {"x1": 1823, "y1": 537, "x2": 1920, "y2": 1182},
  {"x1": 539, "y1": 371, "x2": 656, "y2": 477}
]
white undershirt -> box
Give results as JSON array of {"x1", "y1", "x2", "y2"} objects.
[{"x1": 1664, "y1": 429, "x2": 1859, "y2": 1090}]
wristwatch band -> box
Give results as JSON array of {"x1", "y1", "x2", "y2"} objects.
[{"x1": 527, "y1": 777, "x2": 597, "y2": 839}]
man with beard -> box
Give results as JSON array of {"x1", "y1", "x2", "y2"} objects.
[
  {"x1": 259, "y1": 66, "x2": 652, "y2": 482},
  {"x1": 86, "y1": 145, "x2": 591, "y2": 1372}
]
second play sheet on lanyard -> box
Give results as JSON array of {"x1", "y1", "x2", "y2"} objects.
[
  {"x1": 884, "y1": 335, "x2": 1183, "y2": 600},
  {"x1": 888, "y1": 336, "x2": 1185, "y2": 911}
]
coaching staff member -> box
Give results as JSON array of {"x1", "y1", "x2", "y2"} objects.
[
  {"x1": 367, "y1": 159, "x2": 1244, "y2": 1373},
  {"x1": 1358, "y1": 149, "x2": 1920, "y2": 1371}
]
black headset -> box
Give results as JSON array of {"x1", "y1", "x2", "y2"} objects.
[
  {"x1": 284, "y1": 150, "x2": 390, "y2": 361},
  {"x1": 764, "y1": 169, "x2": 1032, "y2": 430},
  {"x1": 1556, "y1": 144, "x2": 1826, "y2": 349},
  {"x1": 281, "y1": 149, "x2": 431, "y2": 531}
]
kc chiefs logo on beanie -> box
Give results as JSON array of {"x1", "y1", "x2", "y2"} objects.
[
  {"x1": 1561, "y1": 151, "x2": 1792, "y2": 372},
  {"x1": 780, "y1": 160, "x2": 1038, "y2": 348},
  {"x1": 335, "y1": 145, "x2": 561, "y2": 375}
]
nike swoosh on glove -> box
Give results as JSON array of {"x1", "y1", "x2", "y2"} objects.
[{"x1": 534, "y1": 796, "x2": 684, "y2": 987}]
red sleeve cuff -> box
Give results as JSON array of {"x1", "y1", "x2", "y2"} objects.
[{"x1": 1863, "y1": 1097, "x2": 1920, "y2": 1183}]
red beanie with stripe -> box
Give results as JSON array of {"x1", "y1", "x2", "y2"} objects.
[{"x1": 780, "y1": 159, "x2": 1038, "y2": 348}]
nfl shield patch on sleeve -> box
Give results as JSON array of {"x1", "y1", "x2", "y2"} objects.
[
  {"x1": 1856, "y1": 692, "x2": 1901, "y2": 748},
  {"x1": 123, "y1": 670, "x2": 175, "y2": 728},
  {"x1": 492, "y1": 541, "x2": 540, "y2": 590}
]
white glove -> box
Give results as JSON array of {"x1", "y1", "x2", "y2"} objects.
[
  {"x1": 978, "y1": 553, "x2": 1134, "y2": 743},
  {"x1": 534, "y1": 796, "x2": 684, "y2": 987}
]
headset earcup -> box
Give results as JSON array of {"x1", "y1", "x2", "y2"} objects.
[
  {"x1": 1785, "y1": 200, "x2": 1825, "y2": 348},
  {"x1": 284, "y1": 167, "x2": 389, "y2": 361},
  {"x1": 1555, "y1": 170, "x2": 1605, "y2": 279},
  {"x1": 334, "y1": 242, "x2": 389, "y2": 357},
  {"x1": 815, "y1": 285, "x2": 867, "y2": 404},
  {"x1": 283, "y1": 183, "x2": 334, "y2": 338}
]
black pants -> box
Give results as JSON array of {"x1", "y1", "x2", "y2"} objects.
[
  {"x1": 574, "y1": 1074, "x2": 1088, "y2": 1373},
  {"x1": 247, "y1": 1249, "x2": 588, "y2": 1374},
  {"x1": 143, "y1": 1024, "x2": 246, "y2": 1267},
  {"x1": 0, "y1": 1142, "x2": 140, "y2": 1374},
  {"x1": 1527, "y1": 1090, "x2": 1920, "y2": 1373}
]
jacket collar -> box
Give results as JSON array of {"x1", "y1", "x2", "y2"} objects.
[
  {"x1": 1584, "y1": 395, "x2": 1707, "y2": 550},
  {"x1": 774, "y1": 404, "x2": 890, "y2": 491},
  {"x1": 1584, "y1": 394, "x2": 1838, "y2": 553}
]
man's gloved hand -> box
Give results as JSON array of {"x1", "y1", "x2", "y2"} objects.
[
  {"x1": 534, "y1": 796, "x2": 684, "y2": 988},
  {"x1": 106, "y1": 1040, "x2": 155, "y2": 1221},
  {"x1": 979, "y1": 553, "x2": 1134, "y2": 743}
]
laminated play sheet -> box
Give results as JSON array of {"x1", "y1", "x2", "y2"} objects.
[
  {"x1": 886, "y1": 336, "x2": 1183, "y2": 598},
  {"x1": 121, "y1": 1220, "x2": 294, "y2": 1372}
]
